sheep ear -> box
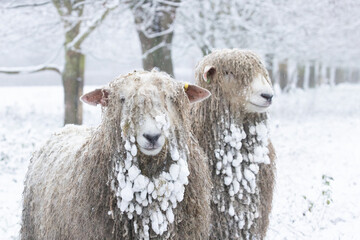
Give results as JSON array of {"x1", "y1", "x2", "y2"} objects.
[
  {"x1": 203, "y1": 65, "x2": 216, "y2": 83},
  {"x1": 80, "y1": 88, "x2": 109, "y2": 107},
  {"x1": 184, "y1": 83, "x2": 211, "y2": 103}
]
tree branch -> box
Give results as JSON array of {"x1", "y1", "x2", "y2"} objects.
[
  {"x1": 5, "y1": 0, "x2": 51, "y2": 9},
  {"x1": 0, "y1": 64, "x2": 62, "y2": 75},
  {"x1": 66, "y1": 3, "x2": 118, "y2": 49}
]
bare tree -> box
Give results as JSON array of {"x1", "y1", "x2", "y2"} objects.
[{"x1": 0, "y1": 0, "x2": 118, "y2": 125}]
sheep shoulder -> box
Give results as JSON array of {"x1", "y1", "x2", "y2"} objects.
[{"x1": 21, "y1": 125, "x2": 114, "y2": 240}]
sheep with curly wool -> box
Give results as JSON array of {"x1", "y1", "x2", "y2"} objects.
[
  {"x1": 192, "y1": 49, "x2": 276, "y2": 240},
  {"x1": 21, "y1": 70, "x2": 212, "y2": 240}
]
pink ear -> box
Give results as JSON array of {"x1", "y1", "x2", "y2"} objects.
[
  {"x1": 203, "y1": 65, "x2": 216, "y2": 83},
  {"x1": 80, "y1": 88, "x2": 109, "y2": 107},
  {"x1": 185, "y1": 84, "x2": 211, "y2": 103}
]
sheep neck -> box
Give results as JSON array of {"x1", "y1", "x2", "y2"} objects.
[
  {"x1": 108, "y1": 131, "x2": 191, "y2": 239},
  {"x1": 136, "y1": 142, "x2": 170, "y2": 179},
  {"x1": 194, "y1": 93, "x2": 270, "y2": 239}
]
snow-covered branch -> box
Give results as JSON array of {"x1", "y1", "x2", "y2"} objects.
[
  {"x1": 156, "y1": 0, "x2": 181, "y2": 7},
  {"x1": 0, "y1": 64, "x2": 62, "y2": 75},
  {"x1": 139, "y1": 25, "x2": 175, "y2": 39},
  {"x1": 141, "y1": 41, "x2": 168, "y2": 58},
  {"x1": 66, "y1": 3, "x2": 119, "y2": 50},
  {"x1": 5, "y1": 0, "x2": 51, "y2": 9}
]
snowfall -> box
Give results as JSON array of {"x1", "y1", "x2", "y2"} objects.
[{"x1": 0, "y1": 83, "x2": 359, "y2": 240}]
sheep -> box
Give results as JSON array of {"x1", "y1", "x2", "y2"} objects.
[
  {"x1": 191, "y1": 49, "x2": 276, "y2": 240},
  {"x1": 21, "y1": 70, "x2": 212, "y2": 240}
]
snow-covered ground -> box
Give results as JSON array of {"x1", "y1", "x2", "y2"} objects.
[{"x1": 0, "y1": 83, "x2": 359, "y2": 239}]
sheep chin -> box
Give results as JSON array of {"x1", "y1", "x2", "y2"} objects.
[
  {"x1": 138, "y1": 146, "x2": 163, "y2": 156},
  {"x1": 245, "y1": 102, "x2": 271, "y2": 113}
]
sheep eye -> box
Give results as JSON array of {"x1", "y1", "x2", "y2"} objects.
[
  {"x1": 225, "y1": 71, "x2": 229, "y2": 75},
  {"x1": 120, "y1": 97, "x2": 125, "y2": 103}
]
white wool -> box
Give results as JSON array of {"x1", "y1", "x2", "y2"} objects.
[
  {"x1": 131, "y1": 144, "x2": 138, "y2": 156},
  {"x1": 220, "y1": 205, "x2": 225, "y2": 212},
  {"x1": 147, "y1": 182, "x2": 154, "y2": 194},
  {"x1": 120, "y1": 200, "x2": 129, "y2": 212},
  {"x1": 224, "y1": 176, "x2": 232, "y2": 186},
  {"x1": 133, "y1": 175, "x2": 149, "y2": 192},
  {"x1": 169, "y1": 164, "x2": 180, "y2": 180},
  {"x1": 155, "y1": 114, "x2": 170, "y2": 132},
  {"x1": 129, "y1": 203, "x2": 135, "y2": 213},
  {"x1": 120, "y1": 184, "x2": 134, "y2": 202},
  {"x1": 225, "y1": 165, "x2": 232, "y2": 177},
  {"x1": 216, "y1": 161, "x2": 222, "y2": 170},
  {"x1": 166, "y1": 208, "x2": 174, "y2": 223},
  {"x1": 170, "y1": 148, "x2": 180, "y2": 161},
  {"x1": 249, "y1": 164, "x2": 259, "y2": 174},
  {"x1": 229, "y1": 204, "x2": 235, "y2": 216},
  {"x1": 141, "y1": 190, "x2": 148, "y2": 201},
  {"x1": 215, "y1": 151, "x2": 221, "y2": 160},
  {"x1": 114, "y1": 133, "x2": 191, "y2": 238},
  {"x1": 128, "y1": 165, "x2": 141, "y2": 181},
  {"x1": 233, "y1": 180, "x2": 240, "y2": 194},
  {"x1": 125, "y1": 140, "x2": 132, "y2": 151},
  {"x1": 238, "y1": 220, "x2": 245, "y2": 229},
  {"x1": 151, "y1": 211, "x2": 160, "y2": 234}
]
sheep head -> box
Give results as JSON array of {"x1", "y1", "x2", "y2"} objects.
[
  {"x1": 196, "y1": 49, "x2": 274, "y2": 113},
  {"x1": 81, "y1": 70, "x2": 211, "y2": 157}
]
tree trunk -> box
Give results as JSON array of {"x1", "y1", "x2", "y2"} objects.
[
  {"x1": 137, "y1": 31, "x2": 174, "y2": 76},
  {"x1": 62, "y1": 50, "x2": 85, "y2": 125},
  {"x1": 309, "y1": 62, "x2": 316, "y2": 88},
  {"x1": 286, "y1": 59, "x2": 297, "y2": 91},
  {"x1": 265, "y1": 53, "x2": 274, "y2": 81},
  {"x1": 329, "y1": 66, "x2": 336, "y2": 86},
  {"x1": 303, "y1": 62, "x2": 310, "y2": 89},
  {"x1": 278, "y1": 61, "x2": 288, "y2": 90},
  {"x1": 297, "y1": 64, "x2": 305, "y2": 89},
  {"x1": 319, "y1": 63, "x2": 327, "y2": 86},
  {"x1": 131, "y1": 0, "x2": 180, "y2": 77}
]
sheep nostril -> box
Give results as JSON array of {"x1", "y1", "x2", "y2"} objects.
[
  {"x1": 260, "y1": 93, "x2": 273, "y2": 102},
  {"x1": 143, "y1": 134, "x2": 161, "y2": 145}
]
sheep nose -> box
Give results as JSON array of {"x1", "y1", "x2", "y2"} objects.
[
  {"x1": 143, "y1": 134, "x2": 161, "y2": 145},
  {"x1": 260, "y1": 93, "x2": 273, "y2": 102}
]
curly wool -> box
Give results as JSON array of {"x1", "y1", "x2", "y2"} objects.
[
  {"x1": 21, "y1": 70, "x2": 212, "y2": 240},
  {"x1": 192, "y1": 49, "x2": 276, "y2": 240}
]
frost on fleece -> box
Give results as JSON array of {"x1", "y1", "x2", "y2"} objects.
[
  {"x1": 111, "y1": 115, "x2": 191, "y2": 238},
  {"x1": 214, "y1": 121, "x2": 270, "y2": 235},
  {"x1": 21, "y1": 70, "x2": 211, "y2": 240}
]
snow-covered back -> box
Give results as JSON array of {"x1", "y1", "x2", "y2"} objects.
[{"x1": 1, "y1": 83, "x2": 360, "y2": 239}]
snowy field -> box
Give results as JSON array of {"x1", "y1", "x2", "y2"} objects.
[{"x1": 0, "y1": 83, "x2": 359, "y2": 239}]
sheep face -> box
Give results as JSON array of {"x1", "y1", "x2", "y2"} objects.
[
  {"x1": 136, "y1": 114, "x2": 166, "y2": 156},
  {"x1": 81, "y1": 70, "x2": 211, "y2": 157},
  {"x1": 244, "y1": 73, "x2": 274, "y2": 113},
  {"x1": 198, "y1": 49, "x2": 274, "y2": 114}
]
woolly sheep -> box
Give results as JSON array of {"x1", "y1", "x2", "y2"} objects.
[
  {"x1": 192, "y1": 49, "x2": 276, "y2": 240},
  {"x1": 21, "y1": 70, "x2": 212, "y2": 240}
]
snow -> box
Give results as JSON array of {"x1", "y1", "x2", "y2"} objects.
[
  {"x1": 120, "y1": 184, "x2": 134, "y2": 202},
  {"x1": 128, "y1": 165, "x2": 141, "y2": 181},
  {"x1": 1, "y1": 83, "x2": 360, "y2": 239}
]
